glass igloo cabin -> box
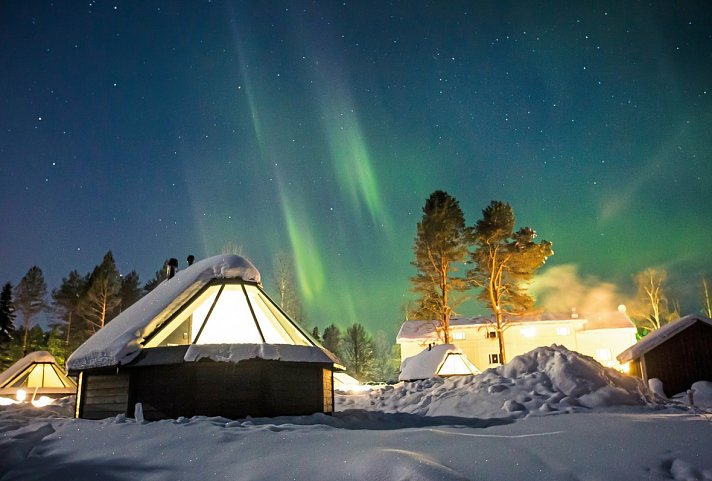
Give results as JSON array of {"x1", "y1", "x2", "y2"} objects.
[{"x1": 67, "y1": 255, "x2": 340, "y2": 420}]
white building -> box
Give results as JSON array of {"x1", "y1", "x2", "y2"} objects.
[{"x1": 397, "y1": 311, "x2": 637, "y2": 371}]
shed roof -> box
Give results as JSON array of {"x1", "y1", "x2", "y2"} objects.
[{"x1": 617, "y1": 314, "x2": 712, "y2": 363}]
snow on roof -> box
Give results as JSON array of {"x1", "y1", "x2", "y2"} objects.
[
  {"x1": 67, "y1": 254, "x2": 261, "y2": 371},
  {"x1": 617, "y1": 314, "x2": 712, "y2": 363},
  {"x1": 0, "y1": 351, "x2": 58, "y2": 387},
  {"x1": 183, "y1": 344, "x2": 336, "y2": 365},
  {"x1": 399, "y1": 344, "x2": 479, "y2": 381},
  {"x1": 333, "y1": 372, "x2": 361, "y2": 387},
  {"x1": 396, "y1": 318, "x2": 487, "y2": 341},
  {"x1": 397, "y1": 312, "x2": 631, "y2": 342}
]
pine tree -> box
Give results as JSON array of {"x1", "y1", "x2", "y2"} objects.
[
  {"x1": 311, "y1": 326, "x2": 321, "y2": 342},
  {"x1": 322, "y1": 324, "x2": 342, "y2": 357},
  {"x1": 143, "y1": 260, "x2": 168, "y2": 294},
  {"x1": 0, "y1": 282, "x2": 15, "y2": 342},
  {"x1": 371, "y1": 330, "x2": 399, "y2": 382},
  {"x1": 14, "y1": 266, "x2": 48, "y2": 356},
  {"x1": 342, "y1": 323, "x2": 375, "y2": 381},
  {"x1": 81, "y1": 251, "x2": 121, "y2": 333},
  {"x1": 51, "y1": 270, "x2": 89, "y2": 360},
  {"x1": 411, "y1": 190, "x2": 469, "y2": 343},
  {"x1": 119, "y1": 270, "x2": 142, "y2": 313},
  {"x1": 469, "y1": 201, "x2": 553, "y2": 364}
]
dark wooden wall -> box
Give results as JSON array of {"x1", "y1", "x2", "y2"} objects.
[
  {"x1": 78, "y1": 360, "x2": 333, "y2": 421},
  {"x1": 642, "y1": 321, "x2": 712, "y2": 397},
  {"x1": 80, "y1": 372, "x2": 130, "y2": 420}
]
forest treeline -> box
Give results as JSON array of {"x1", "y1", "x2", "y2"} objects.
[{"x1": 0, "y1": 251, "x2": 400, "y2": 382}]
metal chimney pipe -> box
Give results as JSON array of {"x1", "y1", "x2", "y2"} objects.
[{"x1": 167, "y1": 258, "x2": 178, "y2": 279}]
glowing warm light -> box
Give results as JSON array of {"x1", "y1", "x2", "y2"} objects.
[
  {"x1": 556, "y1": 327, "x2": 571, "y2": 336},
  {"x1": 31, "y1": 396, "x2": 53, "y2": 408},
  {"x1": 15, "y1": 389, "x2": 26, "y2": 402},
  {"x1": 595, "y1": 348, "x2": 612, "y2": 362},
  {"x1": 520, "y1": 327, "x2": 536, "y2": 338},
  {"x1": 0, "y1": 397, "x2": 17, "y2": 406},
  {"x1": 618, "y1": 362, "x2": 631, "y2": 374}
]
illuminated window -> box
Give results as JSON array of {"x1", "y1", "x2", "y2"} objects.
[
  {"x1": 595, "y1": 348, "x2": 612, "y2": 361},
  {"x1": 146, "y1": 282, "x2": 313, "y2": 347},
  {"x1": 520, "y1": 327, "x2": 536, "y2": 338},
  {"x1": 488, "y1": 353, "x2": 500, "y2": 364},
  {"x1": 556, "y1": 327, "x2": 571, "y2": 336},
  {"x1": 453, "y1": 331, "x2": 466, "y2": 340}
]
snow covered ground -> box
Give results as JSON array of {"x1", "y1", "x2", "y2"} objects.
[{"x1": 1, "y1": 346, "x2": 711, "y2": 481}]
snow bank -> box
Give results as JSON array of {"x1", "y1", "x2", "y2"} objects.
[
  {"x1": 67, "y1": 255, "x2": 260, "y2": 371},
  {"x1": 342, "y1": 345, "x2": 649, "y2": 418}
]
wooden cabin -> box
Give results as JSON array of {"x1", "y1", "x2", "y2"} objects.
[
  {"x1": 67, "y1": 255, "x2": 339, "y2": 420},
  {"x1": 0, "y1": 351, "x2": 76, "y2": 400},
  {"x1": 617, "y1": 314, "x2": 712, "y2": 397}
]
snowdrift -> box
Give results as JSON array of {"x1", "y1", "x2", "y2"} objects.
[{"x1": 341, "y1": 345, "x2": 649, "y2": 418}]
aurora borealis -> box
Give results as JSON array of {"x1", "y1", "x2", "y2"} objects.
[{"x1": 1, "y1": 1, "x2": 711, "y2": 337}]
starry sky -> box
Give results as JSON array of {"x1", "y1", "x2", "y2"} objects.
[{"x1": 1, "y1": 1, "x2": 711, "y2": 337}]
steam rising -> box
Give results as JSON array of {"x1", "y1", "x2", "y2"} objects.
[{"x1": 531, "y1": 264, "x2": 624, "y2": 314}]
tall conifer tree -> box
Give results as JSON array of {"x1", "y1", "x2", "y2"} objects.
[
  {"x1": 411, "y1": 190, "x2": 469, "y2": 344},
  {"x1": 81, "y1": 251, "x2": 121, "y2": 332},
  {"x1": 342, "y1": 323, "x2": 374, "y2": 381},
  {"x1": 469, "y1": 201, "x2": 553, "y2": 364},
  {"x1": 14, "y1": 266, "x2": 48, "y2": 356},
  {"x1": 51, "y1": 270, "x2": 89, "y2": 357}
]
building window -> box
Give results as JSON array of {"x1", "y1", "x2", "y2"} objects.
[
  {"x1": 556, "y1": 326, "x2": 571, "y2": 336},
  {"x1": 453, "y1": 331, "x2": 466, "y2": 340},
  {"x1": 486, "y1": 331, "x2": 497, "y2": 339},
  {"x1": 595, "y1": 348, "x2": 612, "y2": 362},
  {"x1": 520, "y1": 327, "x2": 536, "y2": 338},
  {"x1": 488, "y1": 353, "x2": 500, "y2": 364}
]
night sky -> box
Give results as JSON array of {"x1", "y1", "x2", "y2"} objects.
[{"x1": 2, "y1": 1, "x2": 711, "y2": 337}]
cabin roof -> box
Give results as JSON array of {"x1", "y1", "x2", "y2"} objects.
[
  {"x1": 67, "y1": 255, "x2": 265, "y2": 371},
  {"x1": 397, "y1": 311, "x2": 633, "y2": 342},
  {"x1": 616, "y1": 314, "x2": 712, "y2": 363}
]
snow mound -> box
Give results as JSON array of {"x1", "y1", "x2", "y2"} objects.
[
  {"x1": 691, "y1": 381, "x2": 712, "y2": 408},
  {"x1": 341, "y1": 345, "x2": 649, "y2": 418}
]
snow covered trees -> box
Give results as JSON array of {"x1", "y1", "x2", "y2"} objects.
[
  {"x1": 469, "y1": 201, "x2": 553, "y2": 364},
  {"x1": 411, "y1": 191, "x2": 469, "y2": 344}
]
